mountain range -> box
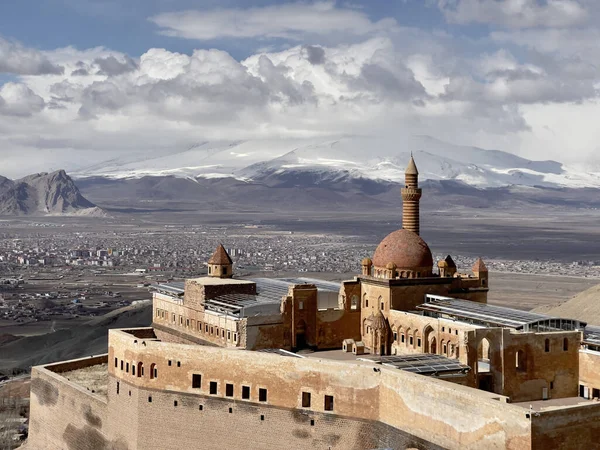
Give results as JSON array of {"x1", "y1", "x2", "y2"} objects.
[
  {"x1": 0, "y1": 170, "x2": 104, "y2": 216},
  {"x1": 71, "y1": 135, "x2": 600, "y2": 189}
]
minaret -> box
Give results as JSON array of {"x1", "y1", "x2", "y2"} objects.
[{"x1": 401, "y1": 155, "x2": 422, "y2": 235}]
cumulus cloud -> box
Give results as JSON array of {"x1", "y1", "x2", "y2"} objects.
[
  {"x1": 150, "y1": 1, "x2": 397, "y2": 41},
  {"x1": 439, "y1": 0, "x2": 589, "y2": 28},
  {"x1": 0, "y1": 83, "x2": 45, "y2": 116},
  {"x1": 0, "y1": 37, "x2": 64, "y2": 75},
  {"x1": 93, "y1": 55, "x2": 138, "y2": 75}
]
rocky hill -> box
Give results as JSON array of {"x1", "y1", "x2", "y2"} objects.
[{"x1": 0, "y1": 170, "x2": 104, "y2": 216}]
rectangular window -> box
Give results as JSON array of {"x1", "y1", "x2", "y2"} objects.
[
  {"x1": 120, "y1": 360, "x2": 123, "y2": 370},
  {"x1": 116, "y1": 381, "x2": 120, "y2": 394},
  {"x1": 148, "y1": 396, "x2": 152, "y2": 403},
  {"x1": 259, "y1": 388, "x2": 267, "y2": 402},
  {"x1": 233, "y1": 333, "x2": 237, "y2": 343},
  {"x1": 442, "y1": 327, "x2": 445, "y2": 332},
  {"x1": 302, "y1": 392, "x2": 311, "y2": 407},
  {"x1": 366, "y1": 300, "x2": 369, "y2": 307},
  {"x1": 126, "y1": 362, "x2": 129, "y2": 373},
  {"x1": 380, "y1": 302, "x2": 384, "y2": 310},
  {"x1": 401, "y1": 334, "x2": 405, "y2": 343},
  {"x1": 393, "y1": 332, "x2": 398, "y2": 341},
  {"x1": 228, "y1": 331, "x2": 231, "y2": 340},
  {"x1": 153, "y1": 367, "x2": 158, "y2": 378},
  {"x1": 211, "y1": 327, "x2": 214, "y2": 334},
  {"x1": 174, "y1": 400, "x2": 178, "y2": 407},
  {"x1": 114, "y1": 357, "x2": 118, "y2": 367},
  {"x1": 156, "y1": 309, "x2": 159, "y2": 317},
  {"x1": 299, "y1": 301, "x2": 304, "y2": 310},
  {"x1": 324, "y1": 395, "x2": 334, "y2": 411},
  {"x1": 226, "y1": 383, "x2": 234, "y2": 397},
  {"x1": 168, "y1": 360, "x2": 172, "y2": 366},
  {"x1": 242, "y1": 386, "x2": 250, "y2": 399},
  {"x1": 417, "y1": 338, "x2": 422, "y2": 347},
  {"x1": 222, "y1": 329, "x2": 225, "y2": 338},
  {"x1": 180, "y1": 316, "x2": 183, "y2": 325},
  {"x1": 205, "y1": 324, "x2": 208, "y2": 332},
  {"x1": 177, "y1": 361, "x2": 181, "y2": 367},
  {"x1": 192, "y1": 374, "x2": 202, "y2": 389},
  {"x1": 409, "y1": 336, "x2": 413, "y2": 345},
  {"x1": 210, "y1": 381, "x2": 218, "y2": 395},
  {"x1": 132, "y1": 365, "x2": 135, "y2": 376},
  {"x1": 172, "y1": 313, "x2": 175, "y2": 323},
  {"x1": 198, "y1": 322, "x2": 202, "y2": 331},
  {"x1": 186, "y1": 319, "x2": 190, "y2": 327}
]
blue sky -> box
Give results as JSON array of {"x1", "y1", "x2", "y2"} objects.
[
  {"x1": 1, "y1": 0, "x2": 600, "y2": 178},
  {"x1": 1, "y1": 0, "x2": 456, "y2": 59}
]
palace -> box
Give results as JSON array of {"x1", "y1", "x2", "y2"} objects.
[{"x1": 24, "y1": 157, "x2": 600, "y2": 449}]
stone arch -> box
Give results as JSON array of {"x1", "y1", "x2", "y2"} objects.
[
  {"x1": 150, "y1": 363, "x2": 156, "y2": 379},
  {"x1": 423, "y1": 325, "x2": 435, "y2": 353},
  {"x1": 430, "y1": 336, "x2": 437, "y2": 354},
  {"x1": 477, "y1": 337, "x2": 491, "y2": 373},
  {"x1": 405, "y1": 328, "x2": 412, "y2": 346}
]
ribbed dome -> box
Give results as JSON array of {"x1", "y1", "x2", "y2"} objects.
[
  {"x1": 372, "y1": 311, "x2": 388, "y2": 331},
  {"x1": 372, "y1": 228, "x2": 433, "y2": 272}
]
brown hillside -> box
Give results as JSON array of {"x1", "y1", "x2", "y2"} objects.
[{"x1": 533, "y1": 283, "x2": 600, "y2": 325}]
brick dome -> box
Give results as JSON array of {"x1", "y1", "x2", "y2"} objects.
[{"x1": 372, "y1": 228, "x2": 433, "y2": 274}]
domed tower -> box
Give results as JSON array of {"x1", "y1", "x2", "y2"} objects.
[
  {"x1": 401, "y1": 155, "x2": 422, "y2": 235},
  {"x1": 208, "y1": 244, "x2": 233, "y2": 278}
]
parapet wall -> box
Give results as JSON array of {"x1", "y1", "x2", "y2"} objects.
[
  {"x1": 28, "y1": 359, "x2": 112, "y2": 450},
  {"x1": 108, "y1": 327, "x2": 532, "y2": 449}
]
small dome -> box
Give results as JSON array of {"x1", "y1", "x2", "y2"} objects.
[
  {"x1": 361, "y1": 257, "x2": 373, "y2": 266},
  {"x1": 372, "y1": 228, "x2": 433, "y2": 273},
  {"x1": 438, "y1": 260, "x2": 448, "y2": 268},
  {"x1": 386, "y1": 262, "x2": 397, "y2": 270},
  {"x1": 372, "y1": 311, "x2": 388, "y2": 331}
]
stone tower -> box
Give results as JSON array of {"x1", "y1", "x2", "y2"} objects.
[
  {"x1": 208, "y1": 244, "x2": 233, "y2": 278},
  {"x1": 472, "y1": 257, "x2": 488, "y2": 288},
  {"x1": 401, "y1": 155, "x2": 422, "y2": 235}
]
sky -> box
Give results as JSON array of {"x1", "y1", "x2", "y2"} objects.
[{"x1": 1, "y1": 0, "x2": 600, "y2": 177}]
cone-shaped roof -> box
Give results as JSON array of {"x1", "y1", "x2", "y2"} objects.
[
  {"x1": 444, "y1": 255, "x2": 457, "y2": 268},
  {"x1": 405, "y1": 155, "x2": 419, "y2": 175},
  {"x1": 372, "y1": 311, "x2": 388, "y2": 331},
  {"x1": 208, "y1": 244, "x2": 233, "y2": 265},
  {"x1": 472, "y1": 257, "x2": 488, "y2": 272}
]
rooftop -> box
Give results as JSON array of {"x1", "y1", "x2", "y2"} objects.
[
  {"x1": 61, "y1": 363, "x2": 108, "y2": 399},
  {"x1": 358, "y1": 353, "x2": 471, "y2": 376},
  {"x1": 418, "y1": 295, "x2": 586, "y2": 332}
]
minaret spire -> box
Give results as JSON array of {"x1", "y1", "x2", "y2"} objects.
[{"x1": 401, "y1": 155, "x2": 422, "y2": 235}]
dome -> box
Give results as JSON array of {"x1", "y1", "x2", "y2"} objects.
[
  {"x1": 386, "y1": 262, "x2": 397, "y2": 270},
  {"x1": 438, "y1": 260, "x2": 448, "y2": 268},
  {"x1": 372, "y1": 228, "x2": 433, "y2": 273},
  {"x1": 372, "y1": 311, "x2": 388, "y2": 331},
  {"x1": 361, "y1": 257, "x2": 373, "y2": 266}
]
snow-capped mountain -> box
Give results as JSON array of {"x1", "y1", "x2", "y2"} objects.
[{"x1": 71, "y1": 135, "x2": 600, "y2": 189}]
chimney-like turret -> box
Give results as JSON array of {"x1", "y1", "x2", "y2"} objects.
[{"x1": 401, "y1": 155, "x2": 422, "y2": 235}]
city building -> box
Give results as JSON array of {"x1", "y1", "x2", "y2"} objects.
[{"x1": 25, "y1": 158, "x2": 600, "y2": 449}]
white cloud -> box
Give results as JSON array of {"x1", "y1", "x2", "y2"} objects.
[
  {"x1": 150, "y1": 1, "x2": 397, "y2": 41},
  {"x1": 0, "y1": 37, "x2": 64, "y2": 75},
  {"x1": 0, "y1": 83, "x2": 45, "y2": 116},
  {"x1": 439, "y1": 0, "x2": 589, "y2": 28}
]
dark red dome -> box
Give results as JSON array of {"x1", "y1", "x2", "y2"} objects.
[{"x1": 372, "y1": 229, "x2": 433, "y2": 271}]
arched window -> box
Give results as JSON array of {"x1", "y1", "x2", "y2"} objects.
[
  {"x1": 350, "y1": 295, "x2": 358, "y2": 310},
  {"x1": 516, "y1": 350, "x2": 526, "y2": 371},
  {"x1": 545, "y1": 339, "x2": 550, "y2": 352},
  {"x1": 563, "y1": 338, "x2": 568, "y2": 351},
  {"x1": 150, "y1": 363, "x2": 156, "y2": 379},
  {"x1": 137, "y1": 362, "x2": 143, "y2": 378}
]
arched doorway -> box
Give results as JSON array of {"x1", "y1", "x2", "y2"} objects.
[
  {"x1": 477, "y1": 337, "x2": 493, "y2": 392},
  {"x1": 423, "y1": 325, "x2": 435, "y2": 353},
  {"x1": 295, "y1": 320, "x2": 307, "y2": 350}
]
